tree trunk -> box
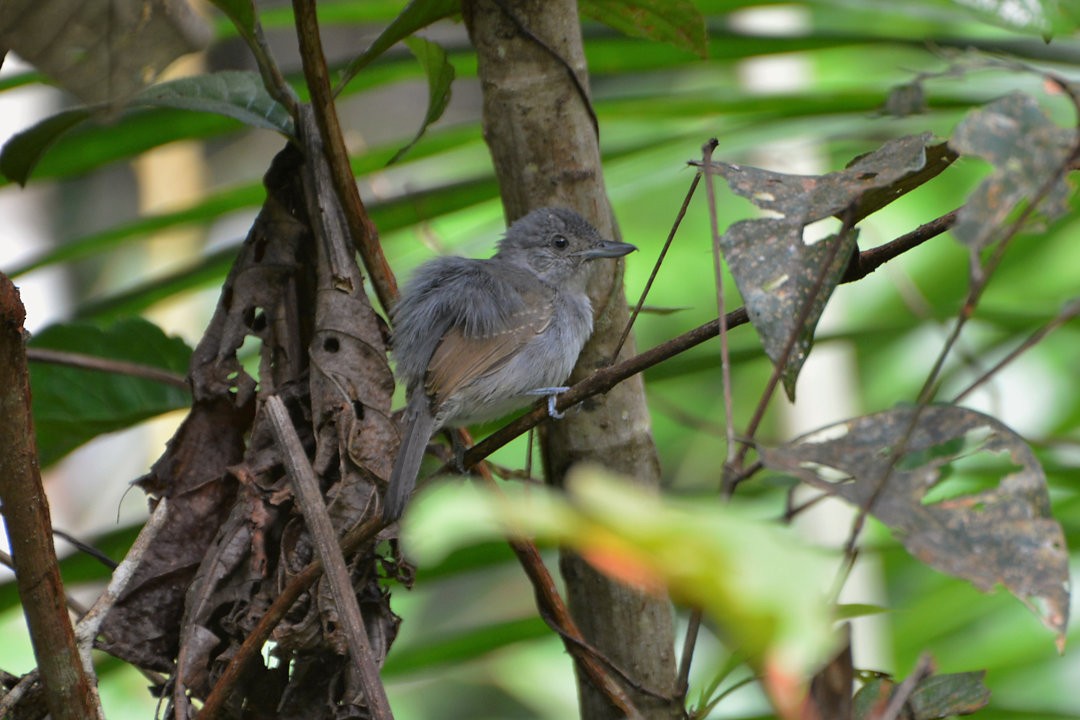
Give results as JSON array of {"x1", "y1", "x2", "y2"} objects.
[{"x1": 462, "y1": 2, "x2": 680, "y2": 718}]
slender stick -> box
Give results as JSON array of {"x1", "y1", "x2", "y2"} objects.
[
  {"x1": 701, "y1": 140, "x2": 737, "y2": 477},
  {"x1": 26, "y1": 347, "x2": 188, "y2": 389},
  {"x1": 266, "y1": 396, "x2": 393, "y2": 719},
  {"x1": 291, "y1": 0, "x2": 399, "y2": 313}
]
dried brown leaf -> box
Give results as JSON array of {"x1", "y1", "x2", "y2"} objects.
[{"x1": 761, "y1": 404, "x2": 1069, "y2": 640}]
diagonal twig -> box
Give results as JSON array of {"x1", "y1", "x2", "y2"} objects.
[
  {"x1": 26, "y1": 347, "x2": 188, "y2": 389},
  {"x1": 266, "y1": 395, "x2": 393, "y2": 719},
  {"x1": 292, "y1": 0, "x2": 399, "y2": 313}
]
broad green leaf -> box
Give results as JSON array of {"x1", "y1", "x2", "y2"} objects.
[
  {"x1": 0, "y1": 107, "x2": 94, "y2": 185},
  {"x1": 207, "y1": 0, "x2": 256, "y2": 38},
  {"x1": 389, "y1": 37, "x2": 455, "y2": 164},
  {"x1": 8, "y1": 184, "x2": 266, "y2": 278},
  {"x1": 383, "y1": 617, "x2": 548, "y2": 675},
  {"x1": 403, "y1": 466, "x2": 838, "y2": 682},
  {"x1": 580, "y1": 0, "x2": 708, "y2": 58},
  {"x1": 29, "y1": 318, "x2": 192, "y2": 466},
  {"x1": 73, "y1": 248, "x2": 238, "y2": 322},
  {"x1": 133, "y1": 71, "x2": 295, "y2": 137},
  {"x1": 854, "y1": 671, "x2": 990, "y2": 720},
  {"x1": 1, "y1": 72, "x2": 292, "y2": 185},
  {"x1": 335, "y1": 0, "x2": 459, "y2": 93},
  {"x1": 2, "y1": 107, "x2": 242, "y2": 186}
]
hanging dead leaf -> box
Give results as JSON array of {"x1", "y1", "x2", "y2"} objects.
[
  {"x1": 760, "y1": 404, "x2": 1069, "y2": 641},
  {"x1": 949, "y1": 93, "x2": 1075, "y2": 265},
  {"x1": 708, "y1": 133, "x2": 935, "y2": 399}
]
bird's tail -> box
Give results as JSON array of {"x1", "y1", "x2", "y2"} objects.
[{"x1": 384, "y1": 393, "x2": 436, "y2": 521}]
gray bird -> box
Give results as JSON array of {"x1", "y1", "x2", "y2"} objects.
[{"x1": 384, "y1": 207, "x2": 636, "y2": 520}]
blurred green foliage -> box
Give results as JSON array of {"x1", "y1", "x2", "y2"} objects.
[{"x1": 1, "y1": 0, "x2": 1079, "y2": 717}]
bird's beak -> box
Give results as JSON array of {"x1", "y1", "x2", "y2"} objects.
[{"x1": 579, "y1": 239, "x2": 637, "y2": 259}]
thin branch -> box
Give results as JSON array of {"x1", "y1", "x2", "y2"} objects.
[
  {"x1": 26, "y1": 348, "x2": 188, "y2": 389},
  {"x1": 841, "y1": 93, "x2": 1080, "y2": 567},
  {"x1": 702, "y1": 139, "x2": 737, "y2": 478},
  {"x1": 613, "y1": 171, "x2": 701, "y2": 360},
  {"x1": 266, "y1": 395, "x2": 393, "y2": 719},
  {"x1": 953, "y1": 298, "x2": 1080, "y2": 403},
  {"x1": 467, "y1": 459, "x2": 647, "y2": 718},
  {"x1": 74, "y1": 500, "x2": 170, "y2": 678},
  {"x1": 196, "y1": 512, "x2": 385, "y2": 719},
  {"x1": 880, "y1": 654, "x2": 935, "y2": 720},
  {"x1": 292, "y1": 0, "x2": 399, "y2": 314},
  {"x1": 675, "y1": 608, "x2": 702, "y2": 702}
]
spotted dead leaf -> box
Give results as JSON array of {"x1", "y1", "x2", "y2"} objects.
[
  {"x1": 708, "y1": 133, "x2": 934, "y2": 400},
  {"x1": 949, "y1": 93, "x2": 1075, "y2": 268},
  {"x1": 760, "y1": 404, "x2": 1069, "y2": 641}
]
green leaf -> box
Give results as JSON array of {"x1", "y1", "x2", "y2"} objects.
[
  {"x1": 29, "y1": 318, "x2": 192, "y2": 467},
  {"x1": 2, "y1": 107, "x2": 243, "y2": 186},
  {"x1": 854, "y1": 671, "x2": 991, "y2": 720},
  {"x1": 336, "y1": 0, "x2": 459, "y2": 93},
  {"x1": 0, "y1": 107, "x2": 93, "y2": 185},
  {"x1": 388, "y1": 36, "x2": 455, "y2": 164},
  {"x1": 580, "y1": 0, "x2": 708, "y2": 58},
  {"x1": 383, "y1": 617, "x2": 548, "y2": 675},
  {"x1": 132, "y1": 71, "x2": 295, "y2": 137},
  {"x1": 207, "y1": 0, "x2": 256, "y2": 39},
  {"x1": 1, "y1": 71, "x2": 290, "y2": 186},
  {"x1": 403, "y1": 466, "x2": 838, "y2": 680}
]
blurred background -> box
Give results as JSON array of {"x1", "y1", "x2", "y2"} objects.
[{"x1": 1, "y1": 1, "x2": 1079, "y2": 717}]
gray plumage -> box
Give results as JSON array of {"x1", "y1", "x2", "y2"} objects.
[{"x1": 384, "y1": 207, "x2": 636, "y2": 520}]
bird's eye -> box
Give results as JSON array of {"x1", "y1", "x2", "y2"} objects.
[{"x1": 552, "y1": 235, "x2": 569, "y2": 250}]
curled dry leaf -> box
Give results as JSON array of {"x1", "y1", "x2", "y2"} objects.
[
  {"x1": 708, "y1": 133, "x2": 934, "y2": 400},
  {"x1": 760, "y1": 404, "x2": 1070, "y2": 641}
]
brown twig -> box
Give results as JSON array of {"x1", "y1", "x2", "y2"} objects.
[
  {"x1": 702, "y1": 140, "x2": 737, "y2": 477},
  {"x1": 26, "y1": 347, "x2": 188, "y2": 389},
  {"x1": 469, "y1": 460, "x2": 645, "y2": 718},
  {"x1": 0, "y1": 275, "x2": 103, "y2": 720},
  {"x1": 953, "y1": 298, "x2": 1080, "y2": 403},
  {"x1": 880, "y1": 654, "x2": 935, "y2": 720},
  {"x1": 841, "y1": 84, "x2": 1080, "y2": 566},
  {"x1": 196, "y1": 513, "x2": 384, "y2": 719},
  {"x1": 291, "y1": 0, "x2": 399, "y2": 313},
  {"x1": 266, "y1": 396, "x2": 393, "y2": 719},
  {"x1": 613, "y1": 170, "x2": 701, "y2": 360},
  {"x1": 74, "y1": 500, "x2": 170, "y2": 677}
]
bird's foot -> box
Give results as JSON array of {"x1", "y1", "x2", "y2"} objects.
[{"x1": 526, "y1": 386, "x2": 570, "y2": 419}]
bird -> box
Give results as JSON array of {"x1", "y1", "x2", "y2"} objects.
[{"x1": 383, "y1": 207, "x2": 636, "y2": 521}]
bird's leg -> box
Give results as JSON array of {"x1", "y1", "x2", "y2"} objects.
[
  {"x1": 525, "y1": 386, "x2": 571, "y2": 419},
  {"x1": 448, "y1": 431, "x2": 468, "y2": 473}
]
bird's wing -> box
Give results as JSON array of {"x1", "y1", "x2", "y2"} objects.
[{"x1": 425, "y1": 286, "x2": 553, "y2": 406}]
